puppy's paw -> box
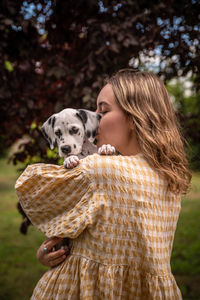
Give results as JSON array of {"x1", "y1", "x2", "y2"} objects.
[
  {"x1": 64, "y1": 156, "x2": 80, "y2": 168},
  {"x1": 98, "y1": 144, "x2": 116, "y2": 155}
]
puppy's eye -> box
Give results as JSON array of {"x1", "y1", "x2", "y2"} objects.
[
  {"x1": 55, "y1": 129, "x2": 62, "y2": 138},
  {"x1": 69, "y1": 126, "x2": 79, "y2": 135}
]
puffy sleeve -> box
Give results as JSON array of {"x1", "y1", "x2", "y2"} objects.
[{"x1": 15, "y1": 163, "x2": 101, "y2": 239}]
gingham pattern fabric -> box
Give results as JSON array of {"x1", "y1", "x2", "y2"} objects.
[{"x1": 15, "y1": 153, "x2": 182, "y2": 300}]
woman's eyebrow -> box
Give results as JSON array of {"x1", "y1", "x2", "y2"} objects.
[{"x1": 98, "y1": 101, "x2": 110, "y2": 108}]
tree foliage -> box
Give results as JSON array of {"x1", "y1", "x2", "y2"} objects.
[
  {"x1": 0, "y1": 0, "x2": 200, "y2": 165},
  {"x1": 168, "y1": 79, "x2": 200, "y2": 170}
]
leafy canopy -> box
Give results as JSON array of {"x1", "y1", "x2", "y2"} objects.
[{"x1": 0, "y1": 0, "x2": 199, "y2": 165}]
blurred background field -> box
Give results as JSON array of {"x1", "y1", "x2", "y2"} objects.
[
  {"x1": 0, "y1": 156, "x2": 200, "y2": 300},
  {"x1": 0, "y1": 157, "x2": 47, "y2": 300}
]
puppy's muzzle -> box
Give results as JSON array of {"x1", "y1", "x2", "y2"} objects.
[
  {"x1": 97, "y1": 114, "x2": 102, "y2": 121},
  {"x1": 61, "y1": 145, "x2": 71, "y2": 155}
]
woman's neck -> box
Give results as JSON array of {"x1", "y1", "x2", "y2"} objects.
[{"x1": 120, "y1": 131, "x2": 141, "y2": 156}]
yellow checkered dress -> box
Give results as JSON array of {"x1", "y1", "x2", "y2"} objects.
[{"x1": 15, "y1": 153, "x2": 182, "y2": 300}]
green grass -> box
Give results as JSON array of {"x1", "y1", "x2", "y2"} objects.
[
  {"x1": 0, "y1": 157, "x2": 200, "y2": 299},
  {"x1": 171, "y1": 172, "x2": 200, "y2": 299},
  {"x1": 0, "y1": 158, "x2": 47, "y2": 300}
]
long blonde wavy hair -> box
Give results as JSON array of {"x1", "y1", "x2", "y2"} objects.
[{"x1": 108, "y1": 69, "x2": 191, "y2": 195}]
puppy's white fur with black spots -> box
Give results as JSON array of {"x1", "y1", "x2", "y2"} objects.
[
  {"x1": 41, "y1": 108, "x2": 115, "y2": 252},
  {"x1": 42, "y1": 108, "x2": 115, "y2": 168}
]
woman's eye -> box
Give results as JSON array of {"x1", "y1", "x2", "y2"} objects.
[{"x1": 100, "y1": 111, "x2": 108, "y2": 115}]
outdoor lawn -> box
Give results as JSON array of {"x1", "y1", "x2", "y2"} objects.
[{"x1": 0, "y1": 157, "x2": 200, "y2": 300}]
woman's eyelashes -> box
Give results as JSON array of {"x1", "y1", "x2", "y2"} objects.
[{"x1": 100, "y1": 111, "x2": 108, "y2": 115}]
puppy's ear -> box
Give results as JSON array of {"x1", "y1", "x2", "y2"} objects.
[
  {"x1": 76, "y1": 109, "x2": 101, "y2": 143},
  {"x1": 76, "y1": 109, "x2": 88, "y2": 124},
  {"x1": 41, "y1": 115, "x2": 57, "y2": 150}
]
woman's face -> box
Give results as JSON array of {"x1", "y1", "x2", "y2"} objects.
[{"x1": 96, "y1": 84, "x2": 138, "y2": 155}]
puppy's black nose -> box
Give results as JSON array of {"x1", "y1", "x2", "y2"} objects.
[{"x1": 61, "y1": 145, "x2": 71, "y2": 155}]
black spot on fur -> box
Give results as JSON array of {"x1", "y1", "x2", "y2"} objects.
[
  {"x1": 74, "y1": 144, "x2": 76, "y2": 149},
  {"x1": 52, "y1": 116, "x2": 56, "y2": 128},
  {"x1": 76, "y1": 109, "x2": 87, "y2": 124},
  {"x1": 55, "y1": 129, "x2": 62, "y2": 138},
  {"x1": 42, "y1": 126, "x2": 55, "y2": 148},
  {"x1": 41, "y1": 127, "x2": 48, "y2": 140},
  {"x1": 92, "y1": 129, "x2": 97, "y2": 138},
  {"x1": 86, "y1": 130, "x2": 91, "y2": 138},
  {"x1": 48, "y1": 117, "x2": 52, "y2": 125}
]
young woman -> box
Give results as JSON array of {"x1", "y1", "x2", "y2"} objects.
[{"x1": 16, "y1": 69, "x2": 191, "y2": 299}]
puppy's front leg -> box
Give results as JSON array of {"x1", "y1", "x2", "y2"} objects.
[{"x1": 64, "y1": 156, "x2": 80, "y2": 169}]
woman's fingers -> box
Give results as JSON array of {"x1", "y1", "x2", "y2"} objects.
[
  {"x1": 48, "y1": 251, "x2": 68, "y2": 267},
  {"x1": 37, "y1": 237, "x2": 69, "y2": 267},
  {"x1": 48, "y1": 248, "x2": 68, "y2": 260},
  {"x1": 46, "y1": 248, "x2": 69, "y2": 267},
  {"x1": 43, "y1": 237, "x2": 63, "y2": 251}
]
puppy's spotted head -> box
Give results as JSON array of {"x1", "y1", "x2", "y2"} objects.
[{"x1": 42, "y1": 108, "x2": 100, "y2": 158}]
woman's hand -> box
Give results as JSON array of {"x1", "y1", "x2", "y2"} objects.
[{"x1": 37, "y1": 237, "x2": 69, "y2": 268}]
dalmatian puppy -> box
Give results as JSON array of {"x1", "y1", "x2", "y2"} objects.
[
  {"x1": 42, "y1": 108, "x2": 115, "y2": 168},
  {"x1": 41, "y1": 108, "x2": 115, "y2": 253}
]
